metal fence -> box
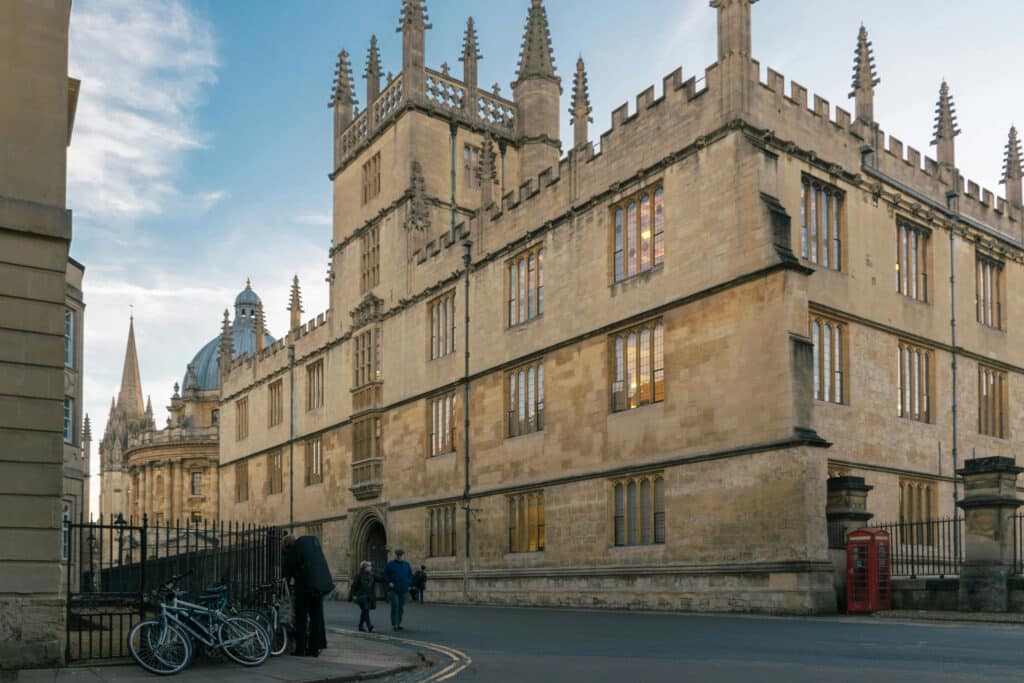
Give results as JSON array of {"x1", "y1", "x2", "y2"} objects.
[
  {"x1": 1013, "y1": 511, "x2": 1024, "y2": 576},
  {"x1": 870, "y1": 517, "x2": 964, "y2": 578},
  {"x1": 65, "y1": 514, "x2": 280, "y2": 664}
]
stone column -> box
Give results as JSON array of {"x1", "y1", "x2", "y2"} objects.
[
  {"x1": 957, "y1": 456, "x2": 1022, "y2": 612},
  {"x1": 135, "y1": 467, "x2": 144, "y2": 522},
  {"x1": 826, "y1": 476, "x2": 874, "y2": 610}
]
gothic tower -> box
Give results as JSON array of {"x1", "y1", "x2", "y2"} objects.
[
  {"x1": 513, "y1": 0, "x2": 561, "y2": 181},
  {"x1": 99, "y1": 317, "x2": 155, "y2": 520}
]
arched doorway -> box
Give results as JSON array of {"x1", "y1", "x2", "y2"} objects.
[{"x1": 351, "y1": 513, "x2": 388, "y2": 599}]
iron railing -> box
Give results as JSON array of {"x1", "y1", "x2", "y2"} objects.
[
  {"x1": 65, "y1": 515, "x2": 280, "y2": 664},
  {"x1": 1013, "y1": 511, "x2": 1024, "y2": 576},
  {"x1": 870, "y1": 517, "x2": 963, "y2": 578},
  {"x1": 827, "y1": 522, "x2": 848, "y2": 549}
]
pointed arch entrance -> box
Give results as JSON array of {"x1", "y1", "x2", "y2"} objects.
[{"x1": 350, "y1": 509, "x2": 388, "y2": 597}]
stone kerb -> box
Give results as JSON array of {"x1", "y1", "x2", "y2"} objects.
[{"x1": 956, "y1": 456, "x2": 1023, "y2": 612}]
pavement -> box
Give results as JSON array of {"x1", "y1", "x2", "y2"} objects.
[
  {"x1": 873, "y1": 608, "x2": 1024, "y2": 624},
  {"x1": 8, "y1": 630, "x2": 425, "y2": 683}
]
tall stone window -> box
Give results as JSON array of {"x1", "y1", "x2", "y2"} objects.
[
  {"x1": 800, "y1": 176, "x2": 843, "y2": 270},
  {"x1": 190, "y1": 470, "x2": 203, "y2": 496},
  {"x1": 353, "y1": 328, "x2": 381, "y2": 388},
  {"x1": 978, "y1": 364, "x2": 1007, "y2": 439},
  {"x1": 234, "y1": 461, "x2": 249, "y2": 503},
  {"x1": 611, "y1": 319, "x2": 664, "y2": 412},
  {"x1": 353, "y1": 417, "x2": 382, "y2": 462},
  {"x1": 810, "y1": 314, "x2": 846, "y2": 404},
  {"x1": 429, "y1": 290, "x2": 456, "y2": 359},
  {"x1": 267, "y1": 449, "x2": 283, "y2": 495},
  {"x1": 63, "y1": 397, "x2": 74, "y2": 444},
  {"x1": 613, "y1": 184, "x2": 664, "y2": 282},
  {"x1": 896, "y1": 219, "x2": 929, "y2": 302},
  {"x1": 429, "y1": 392, "x2": 456, "y2": 456},
  {"x1": 612, "y1": 473, "x2": 665, "y2": 546},
  {"x1": 507, "y1": 244, "x2": 544, "y2": 327},
  {"x1": 976, "y1": 253, "x2": 1004, "y2": 329},
  {"x1": 428, "y1": 504, "x2": 457, "y2": 557},
  {"x1": 361, "y1": 151, "x2": 381, "y2": 205},
  {"x1": 898, "y1": 478, "x2": 937, "y2": 545},
  {"x1": 463, "y1": 144, "x2": 480, "y2": 190},
  {"x1": 64, "y1": 309, "x2": 74, "y2": 368},
  {"x1": 236, "y1": 397, "x2": 249, "y2": 441},
  {"x1": 306, "y1": 359, "x2": 324, "y2": 411},
  {"x1": 268, "y1": 379, "x2": 283, "y2": 427},
  {"x1": 507, "y1": 359, "x2": 544, "y2": 437},
  {"x1": 361, "y1": 224, "x2": 380, "y2": 292},
  {"x1": 897, "y1": 341, "x2": 932, "y2": 422},
  {"x1": 305, "y1": 436, "x2": 323, "y2": 486},
  {"x1": 508, "y1": 491, "x2": 545, "y2": 553}
]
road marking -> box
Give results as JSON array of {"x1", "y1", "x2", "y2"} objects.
[{"x1": 330, "y1": 628, "x2": 472, "y2": 681}]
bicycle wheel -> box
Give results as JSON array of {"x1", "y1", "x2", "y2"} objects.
[
  {"x1": 270, "y1": 622, "x2": 289, "y2": 657},
  {"x1": 218, "y1": 616, "x2": 269, "y2": 666},
  {"x1": 128, "y1": 619, "x2": 192, "y2": 675}
]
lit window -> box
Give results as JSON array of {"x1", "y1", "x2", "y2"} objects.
[
  {"x1": 428, "y1": 504, "x2": 457, "y2": 557},
  {"x1": 507, "y1": 359, "x2": 544, "y2": 437},
  {"x1": 508, "y1": 491, "x2": 545, "y2": 553},
  {"x1": 613, "y1": 185, "x2": 664, "y2": 282},
  {"x1": 613, "y1": 474, "x2": 665, "y2": 546},
  {"x1": 611, "y1": 320, "x2": 664, "y2": 412}
]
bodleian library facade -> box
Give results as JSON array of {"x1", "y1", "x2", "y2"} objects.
[{"x1": 110, "y1": 0, "x2": 1024, "y2": 614}]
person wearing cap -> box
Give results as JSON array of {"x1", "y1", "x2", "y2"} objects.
[{"x1": 381, "y1": 548, "x2": 413, "y2": 630}]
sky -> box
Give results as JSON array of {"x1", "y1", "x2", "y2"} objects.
[{"x1": 68, "y1": 1, "x2": 1024, "y2": 517}]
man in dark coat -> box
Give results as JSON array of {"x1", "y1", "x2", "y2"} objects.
[
  {"x1": 381, "y1": 548, "x2": 413, "y2": 630},
  {"x1": 282, "y1": 535, "x2": 334, "y2": 656}
]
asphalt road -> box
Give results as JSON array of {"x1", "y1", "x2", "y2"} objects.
[{"x1": 325, "y1": 601, "x2": 1024, "y2": 682}]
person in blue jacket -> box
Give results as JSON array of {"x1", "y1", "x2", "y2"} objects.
[{"x1": 381, "y1": 548, "x2": 413, "y2": 630}]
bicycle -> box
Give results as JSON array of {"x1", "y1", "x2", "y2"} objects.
[
  {"x1": 128, "y1": 571, "x2": 270, "y2": 675},
  {"x1": 197, "y1": 578, "x2": 290, "y2": 657}
]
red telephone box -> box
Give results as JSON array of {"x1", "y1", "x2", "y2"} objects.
[{"x1": 846, "y1": 528, "x2": 891, "y2": 613}]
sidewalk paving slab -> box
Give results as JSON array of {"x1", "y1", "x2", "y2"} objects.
[{"x1": 8, "y1": 632, "x2": 423, "y2": 683}]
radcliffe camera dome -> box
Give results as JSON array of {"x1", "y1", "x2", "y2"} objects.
[{"x1": 182, "y1": 282, "x2": 275, "y2": 393}]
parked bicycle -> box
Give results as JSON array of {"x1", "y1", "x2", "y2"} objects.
[
  {"x1": 128, "y1": 571, "x2": 270, "y2": 675},
  {"x1": 196, "y1": 577, "x2": 290, "y2": 657}
]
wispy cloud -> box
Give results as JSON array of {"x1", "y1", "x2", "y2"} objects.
[
  {"x1": 297, "y1": 213, "x2": 333, "y2": 226},
  {"x1": 68, "y1": 0, "x2": 218, "y2": 225}
]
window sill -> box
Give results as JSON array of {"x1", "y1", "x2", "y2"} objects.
[
  {"x1": 505, "y1": 429, "x2": 544, "y2": 441},
  {"x1": 897, "y1": 294, "x2": 930, "y2": 306},
  {"x1": 428, "y1": 352, "x2": 458, "y2": 362},
  {"x1": 610, "y1": 400, "x2": 664, "y2": 416},
  {"x1": 610, "y1": 542, "x2": 665, "y2": 551},
  {"x1": 977, "y1": 324, "x2": 1006, "y2": 334},
  {"x1": 897, "y1": 416, "x2": 933, "y2": 426},
  {"x1": 814, "y1": 399, "x2": 848, "y2": 407},
  {"x1": 799, "y1": 259, "x2": 844, "y2": 275},
  {"x1": 507, "y1": 314, "x2": 543, "y2": 331},
  {"x1": 504, "y1": 551, "x2": 545, "y2": 558},
  {"x1": 428, "y1": 450, "x2": 457, "y2": 460},
  {"x1": 610, "y1": 263, "x2": 664, "y2": 290}
]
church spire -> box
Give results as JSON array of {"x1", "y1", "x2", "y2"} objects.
[
  {"x1": 218, "y1": 309, "x2": 234, "y2": 378},
  {"x1": 365, "y1": 35, "x2": 381, "y2": 107},
  {"x1": 849, "y1": 24, "x2": 879, "y2": 124},
  {"x1": 1002, "y1": 125, "x2": 1023, "y2": 206},
  {"x1": 931, "y1": 80, "x2": 961, "y2": 169},
  {"x1": 515, "y1": 0, "x2": 557, "y2": 85},
  {"x1": 115, "y1": 316, "x2": 145, "y2": 418},
  {"x1": 397, "y1": 0, "x2": 430, "y2": 100},
  {"x1": 82, "y1": 414, "x2": 91, "y2": 443},
  {"x1": 570, "y1": 56, "x2": 592, "y2": 150},
  {"x1": 461, "y1": 17, "x2": 481, "y2": 91},
  {"x1": 289, "y1": 275, "x2": 303, "y2": 331}
]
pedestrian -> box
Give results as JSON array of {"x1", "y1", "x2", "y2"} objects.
[
  {"x1": 347, "y1": 560, "x2": 376, "y2": 632},
  {"x1": 381, "y1": 548, "x2": 413, "y2": 631},
  {"x1": 282, "y1": 534, "x2": 335, "y2": 657},
  {"x1": 411, "y1": 565, "x2": 428, "y2": 604}
]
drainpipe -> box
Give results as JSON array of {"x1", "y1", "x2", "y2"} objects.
[
  {"x1": 946, "y1": 189, "x2": 961, "y2": 558},
  {"x1": 450, "y1": 119, "x2": 458, "y2": 242},
  {"x1": 288, "y1": 344, "x2": 295, "y2": 531},
  {"x1": 462, "y1": 238, "x2": 473, "y2": 596}
]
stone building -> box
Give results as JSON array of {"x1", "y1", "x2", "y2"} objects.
[
  {"x1": 0, "y1": 0, "x2": 79, "y2": 667},
  {"x1": 213, "y1": 0, "x2": 1023, "y2": 614},
  {"x1": 62, "y1": 257, "x2": 89, "y2": 582},
  {"x1": 99, "y1": 283, "x2": 274, "y2": 528}
]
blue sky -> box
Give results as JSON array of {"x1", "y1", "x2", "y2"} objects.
[{"x1": 69, "y1": 1, "x2": 1024, "y2": 515}]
